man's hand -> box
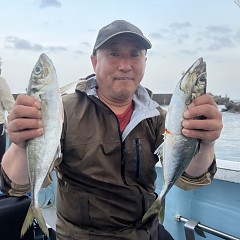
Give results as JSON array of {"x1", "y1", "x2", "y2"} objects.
[
  {"x1": 7, "y1": 94, "x2": 43, "y2": 148},
  {"x1": 183, "y1": 94, "x2": 222, "y2": 177},
  {"x1": 182, "y1": 94, "x2": 223, "y2": 144}
]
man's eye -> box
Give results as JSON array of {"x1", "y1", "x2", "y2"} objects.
[
  {"x1": 132, "y1": 53, "x2": 140, "y2": 57},
  {"x1": 110, "y1": 52, "x2": 119, "y2": 56},
  {"x1": 131, "y1": 51, "x2": 141, "y2": 57}
]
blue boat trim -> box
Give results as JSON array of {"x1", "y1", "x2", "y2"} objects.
[
  {"x1": 156, "y1": 158, "x2": 240, "y2": 184},
  {"x1": 214, "y1": 159, "x2": 240, "y2": 183},
  {"x1": 156, "y1": 159, "x2": 240, "y2": 239}
]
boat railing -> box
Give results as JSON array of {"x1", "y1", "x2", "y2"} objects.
[{"x1": 176, "y1": 215, "x2": 240, "y2": 240}]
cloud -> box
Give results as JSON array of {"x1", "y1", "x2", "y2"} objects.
[
  {"x1": 4, "y1": 36, "x2": 44, "y2": 51},
  {"x1": 80, "y1": 41, "x2": 91, "y2": 48},
  {"x1": 149, "y1": 33, "x2": 164, "y2": 40},
  {"x1": 4, "y1": 36, "x2": 67, "y2": 53},
  {"x1": 47, "y1": 46, "x2": 67, "y2": 53},
  {"x1": 206, "y1": 36, "x2": 235, "y2": 51},
  {"x1": 74, "y1": 50, "x2": 86, "y2": 55},
  {"x1": 180, "y1": 49, "x2": 197, "y2": 55},
  {"x1": 234, "y1": 28, "x2": 240, "y2": 43},
  {"x1": 204, "y1": 25, "x2": 234, "y2": 47},
  {"x1": 150, "y1": 22, "x2": 192, "y2": 44},
  {"x1": 148, "y1": 21, "x2": 240, "y2": 56},
  {"x1": 169, "y1": 22, "x2": 192, "y2": 30},
  {"x1": 206, "y1": 25, "x2": 232, "y2": 35},
  {"x1": 176, "y1": 33, "x2": 190, "y2": 44},
  {"x1": 39, "y1": 0, "x2": 61, "y2": 8}
]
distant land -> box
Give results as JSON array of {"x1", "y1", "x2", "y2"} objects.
[
  {"x1": 151, "y1": 92, "x2": 233, "y2": 105},
  {"x1": 12, "y1": 92, "x2": 240, "y2": 113},
  {"x1": 151, "y1": 91, "x2": 240, "y2": 113}
]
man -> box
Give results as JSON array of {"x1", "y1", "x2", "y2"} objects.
[
  {"x1": 0, "y1": 62, "x2": 15, "y2": 163},
  {"x1": 1, "y1": 20, "x2": 222, "y2": 239}
]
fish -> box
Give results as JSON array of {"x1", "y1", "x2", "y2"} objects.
[
  {"x1": 21, "y1": 53, "x2": 63, "y2": 238},
  {"x1": 142, "y1": 57, "x2": 207, "y2": 224}
]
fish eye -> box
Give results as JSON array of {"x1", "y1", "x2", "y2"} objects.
[
  {"x1": 198, "y1": 73, "x2": 207, "y2": 84},
  {"x1": 34, "y1": 65, "x2": 42, "y2": 75}
]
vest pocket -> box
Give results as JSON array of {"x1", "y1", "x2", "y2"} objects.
[{"x1": 57, "y1": 179, "x2": 92, "y2": 227}]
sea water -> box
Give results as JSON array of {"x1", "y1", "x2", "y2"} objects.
[
  {"x1": 161, "y1": 105, "x2": 240, "y2": 163},
  {"x1": 214, "y1": 106, "x2": 240, "y2": 162}
]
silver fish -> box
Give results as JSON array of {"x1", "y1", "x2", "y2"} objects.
[
  {"x1": 142, "y1": 57, "x2": 207, "y2": 224},
  {"x1": 21, "y1": 53, "x2": 63, "y2": 237}
]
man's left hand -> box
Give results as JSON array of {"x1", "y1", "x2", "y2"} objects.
[{"x1": 182, "y1": 94, "x2": 223, "y2": 144}]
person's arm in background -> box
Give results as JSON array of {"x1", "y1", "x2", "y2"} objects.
[
  {"x1": 0, "y1": 77, "x2": 15, "y2": 132},
  {"x1": 0, "y1": 77, "x2": 15, "y2": 113}
]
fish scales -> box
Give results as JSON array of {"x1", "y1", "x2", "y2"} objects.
[
  {"x1": 21, "y1": 53, "x2": 63, "y2": 238},
  {"x1": 142, "y1": 58, "x2": 207, "y2": 224}
]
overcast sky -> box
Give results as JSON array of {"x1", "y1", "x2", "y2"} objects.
[{"x1": 0, "y1": 0, "x2": 240, "y2": 100}]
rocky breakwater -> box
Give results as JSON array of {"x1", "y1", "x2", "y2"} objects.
[
  {"x1": 222, "y1": 101, "x2": 240, "y2": 113},
  {"x1": 208, "y1": 93, "x2": 240, "y2": 113}
]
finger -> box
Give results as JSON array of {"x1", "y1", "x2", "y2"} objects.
[
  {"x1": 8, "y1": 118, "x2": 43, "y2": 132},
  {"x1": 8, "y1": 117, "x2": 44, "y2": 143},
  {"x1": 15, "y1": 94, "x2": 41, "y2": 109},
  {"x1": 182, "y1": 116, "x2": 223, "y2": 141},
  {"x1": 182, "y1": 128, "x2": 221, "y2": 141},
  {"x1": 182, "y1": 118, "x2": 222, "y2": 131},
  {"x1": 8, "y1": 104, "x2": 42, "y2": 122},
  {"x1": 184, "y1": 104, "x2": 221, "y2": 120},
  {"x1": 8, "y1": 128, "x2": 44, "y2": 144},
  {"x1": 191, "y1": 94, "x2": 217, "y2": 108}
]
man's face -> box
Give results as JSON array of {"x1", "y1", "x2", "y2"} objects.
[{"x1": 91, "y1": 35, "x2": 147, "y2": 104}]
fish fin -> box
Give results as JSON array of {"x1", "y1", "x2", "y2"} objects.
[
  {"x1": 159, "y1": 199, "x2": 166, "y2": 224},
  {"x1": 51, "y1": 142, "x2": 62, "y2": 162},
  {"x1": 154, "y1": 144, "x2": 164, "y2": 165},
  {"x1": 142, "y1": 197, "x2": 161, "y2": 224},
  {"x1": 57, "y1": 142, "x2": 62, "y2": 158},
  {"x1": 63, "y1": 75, "x2": 95, "y2": 94},
  {"x1": 21, "y1": 204, "x2": 34, "y2": 238},
  {"x1": 60, "y1": 80, "x2": 79, "y2": 95},
  {"x1": 193, "y1": 139, "x2": 201, "y2": 156},
  {"x1": 154, "y1": 144, "x2": 163, "y2": 157}
]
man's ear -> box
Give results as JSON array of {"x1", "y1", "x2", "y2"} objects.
[{"x1": 91, "y1": 54, "x2": 97, "y2": 72}]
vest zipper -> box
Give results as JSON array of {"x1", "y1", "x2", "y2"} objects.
[{"x1": 134, "y1": 138, "x2": 142, "y2": 178}]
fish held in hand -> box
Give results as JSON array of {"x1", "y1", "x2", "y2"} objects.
[
  {"x1": 142, "y1": 57, "x2": 207, "y2": 224},
  {"x1": 21, "y1": 53, "x2": 63, "y2": 238}
]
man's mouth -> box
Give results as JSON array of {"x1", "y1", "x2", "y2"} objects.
[{"x1": 114, "y1": 77, "x2": 133, "y2": 81}]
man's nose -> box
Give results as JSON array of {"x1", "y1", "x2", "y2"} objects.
[{"x1": 118, "y1": 58, "x2": 132, "y2": 71}]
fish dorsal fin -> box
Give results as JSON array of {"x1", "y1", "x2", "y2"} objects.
[
  {"x1": 60, "y1": 74, "x2": 96, "y2": 95},
  {"x1": 60, "y1": 80, "x2": 79, "y2": 95}
]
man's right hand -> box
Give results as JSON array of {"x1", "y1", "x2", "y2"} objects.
[{"x1": 7, "y1": 94, "x2": 43, "y2": 148}]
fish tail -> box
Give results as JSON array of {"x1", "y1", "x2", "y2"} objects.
[
  {"x1": 21, "y1": 204, "x2": 34, "y2": 238},
  {"x1": 21, "y1": 203, "x2": 49, "y2": 238},
  {"x1": 142, "y1": 197, "x2": 161, "y2": 224},
  {"x1": 34, "y1": 206, "x2": 49, "y2": 238}
]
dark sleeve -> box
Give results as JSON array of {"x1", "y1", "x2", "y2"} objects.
[
  {"x1": 175, "y1": 157, "x2": 217, "y2": 191},
  {"x1": 0, "y1": 165, "x2": 30, "y2": 196}
]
